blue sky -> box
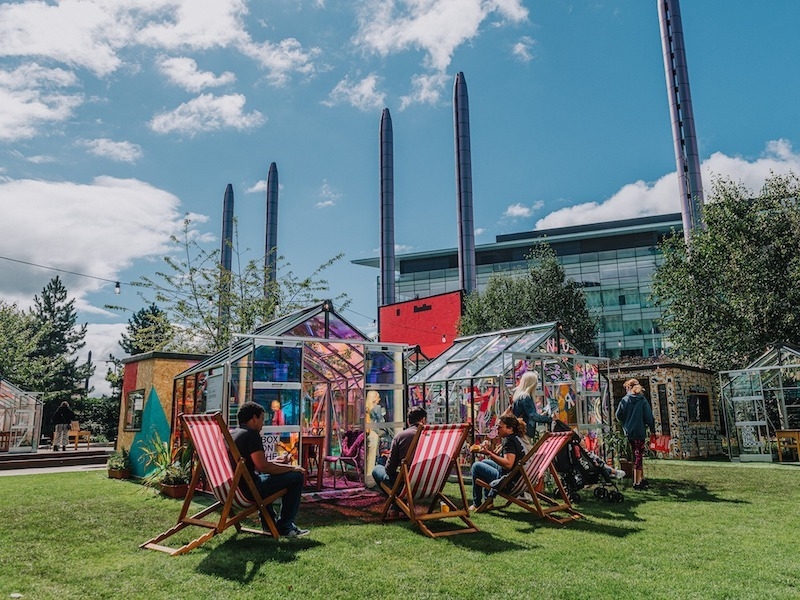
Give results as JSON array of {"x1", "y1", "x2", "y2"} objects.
[{"x1": 2, "y1": 0, "x2": 800, "y2": 395}]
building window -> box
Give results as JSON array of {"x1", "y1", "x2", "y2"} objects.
[
  {"x1": 124, "y1": 389, "x2": 145, "y2": 431},
  {"x1": 687, "y1": 393, "x2": 712, "y2": 423}
]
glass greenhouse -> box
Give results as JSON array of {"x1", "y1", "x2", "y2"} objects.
[
  {"x1": 408, "y1": 322, "x2": 611, "y2": 451},
  {"x1": 173, "y1": 301, "x2": 411, "y2": 489},
  {"x1": 719, "y1": 343, "x2": 800, "y2": 462},
  {"x1": 0, "y1": 379, "x2": 43, "y2": 453}
]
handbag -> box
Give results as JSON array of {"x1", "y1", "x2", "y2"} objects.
[{"x1": 649, "y1": 433, "x2": 671, "y2": 453}]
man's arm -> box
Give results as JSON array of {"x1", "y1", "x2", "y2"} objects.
[{"x1": 250, "y1": 450, "x2": 304, "y2": 476}]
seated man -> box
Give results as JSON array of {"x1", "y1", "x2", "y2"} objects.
[
  {"x1": 232, "y1": 401, "x2": 309, "y2": 538},
  {"x1": 371, "y1": 406, "x2": 427, "y2": 515}
]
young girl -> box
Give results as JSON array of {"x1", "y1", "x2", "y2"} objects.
[{"x1": 469, "y1": 415, "x2": 526, "y2": 510}]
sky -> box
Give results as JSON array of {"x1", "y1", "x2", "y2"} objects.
[{"x1": 2, "y1": 0, "x2": 800, "y2": 396}]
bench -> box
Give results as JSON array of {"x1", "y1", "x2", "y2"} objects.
[
  {"x1": 776, "y1": 429, "x2": 800, "y2": 463},
  {"x1": 68, "y1": 428, "x2": 91, "y2": 450}
]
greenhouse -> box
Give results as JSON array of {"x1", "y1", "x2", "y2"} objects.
[
  {"x1": 408, "y1": 322, "x2": 611, "y2": 455},
  {"x1": 719, "y1": 343, "x2": 800, "y2": 462},
  {"x1": 172, "y1": 301, "x2": 411, "y2": 489},
  {"x1": 0, "y1": 379, "x2": 42, "y2": 453}
]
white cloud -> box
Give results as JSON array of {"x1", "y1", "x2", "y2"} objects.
[
  {"x1": 149, "y1": 93, "x2": 265, "y2": 135},
  {"x1": 240, "y1": 38, "x2": 321, "y2": 86},
  {"x1": 399, "y1": 72, "x2": 449, "y2": 109},
  {"x1": 512, "y1": 36, "x2": 535, "y2": 62},
  {"x1": 474, "y1": 227, "x2": 486, "y2": 236},
  {"x1": 315, "y1": 180, "x2": 341, "y2": 208},
  {"x1": 82, "y1": 138, "x2": 143, "y2": 163},
  {"x1": 0, "y1": 64, "x2": 82, "y2": 141},
  {"x1": 354, "y1": 0, "x2": 528, "y2": 71},
  {"x1": 0, "y1": 1, "x2": 125, "y2": 77},
  {"x1": 158, "y1": 56, "x2": 236, "y2": 92},
  {"x1": 0, "y1": 176, "x2": 184, "y2": 309},
  {"x1": 323, "y1": 74, "x2": 385, "y2": 111},
  {"x1": 534, "y1": 140, "x2": 800, "y2": 229},
  {"x1": 0, "y1": 0, "x2": 319, "y2": 85},
  {"x1": 246, "y1": 179, "x2": 267, "y2": 194},
  {"x1": 503, "y1": 201, "x2": 542, "y2": 219},
  {"x1": 134, "y1": 0, "x2": 249, "y2": 50}
]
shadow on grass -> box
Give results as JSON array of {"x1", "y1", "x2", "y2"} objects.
[
  {"x1": 482, "y1": 503, "x2": 642, "y2": 538},
  {"x1": 196, "y1": 534, "x2": 323, "y2": 583}
]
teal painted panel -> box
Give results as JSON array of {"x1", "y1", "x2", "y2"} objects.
[{"x1": 129, "y1": 387, "x2": 170, "y2": 478}]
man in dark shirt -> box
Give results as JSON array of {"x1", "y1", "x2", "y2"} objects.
[
  {"x1": 371, "y1": 406, "x2": 427, "y2": 514},
  {"x1": 232, "y1": 401, "x2": 309, "y2": 538}
]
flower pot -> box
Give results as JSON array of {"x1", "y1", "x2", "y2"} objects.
[
  {"x1": 107, "y1": 468, "x2": 130, "y2": 479},
  {"x1": 159, "y1": 482, "x2": 189, "y2": 499}
]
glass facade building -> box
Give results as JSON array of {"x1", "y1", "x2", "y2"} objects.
[{"x1": 355, "y1": 213, "x2": 682, "y2": 359}]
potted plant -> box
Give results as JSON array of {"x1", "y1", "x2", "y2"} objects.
[
  {"x1": 158, "y1": 460, "x2": 192, "y2": 498},
  {"x1": 139, "y1": 432, "x2": 193, "y2": 498},
  {"x1": 107, "y1": 448, "x2": 131, "y2": 479},
  {"x1": 603, "y1": 428, "x2": 633, "y2": 479}
]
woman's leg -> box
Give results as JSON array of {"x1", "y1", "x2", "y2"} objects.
[
  {"x1": 471, "y1": 459, "x2": 500, "y2": 506},
  {"x1": 630, "y1": 439, "x2": 645, "y2": 486}
]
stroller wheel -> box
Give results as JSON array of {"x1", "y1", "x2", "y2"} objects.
[
  {"x1": 594, "y1": 487, "x2": 607, "y2": 500},
  {"x1": 608, "y1": 491, "x2": 624, "y2": 503},
  {"x1": 571, "y1": 493, "x2": 581, "y2": 503}
]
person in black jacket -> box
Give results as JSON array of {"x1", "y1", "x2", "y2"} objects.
[{"x1": 52, "y1": 401, "x2": 76, "y2": 451}]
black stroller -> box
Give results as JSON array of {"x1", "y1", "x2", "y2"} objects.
[{"x1": 552, "y1": 420, "x2": 624, "y2": 504}]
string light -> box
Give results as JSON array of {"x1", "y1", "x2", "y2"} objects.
[{"x1": 0, "y1": 254, "x2": 126, "y2": 293}]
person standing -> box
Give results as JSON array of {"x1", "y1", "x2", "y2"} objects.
[
  {"x1": 509, "y1": 371, "x2": 553, "y2": 444},
  {"x1": 615, "y1": 379, "x2": 656, "y2": 490},
  {"x1": 232, "y1": 401, "x2": 309, "y2": 538},
  {"x1": 469, "y1": 415, "x2": 526, "y2": 511},
  {"x1": 52, "y1": 401, "x2": 76, "y2": 451}
]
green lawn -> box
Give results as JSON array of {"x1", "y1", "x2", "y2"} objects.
[{"x1": 0, "y1": 460, "x2": 798, "y2": 600}]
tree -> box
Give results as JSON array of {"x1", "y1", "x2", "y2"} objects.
[
  {"x1": 652, "y1": 172, "x2": 800, "y2": 371},
  {"x1": 0, "y1": 300, "x2": 49, "y2": 388},
  {"x1": 32, "y1": 277, "x2": 94, "y2": 423},
  {"x1": 119, "y1": 304, "x2": 173, "y2": 355},
  {"x1": 126, "y1": 216, "x2": 348, "y2": 354},
  {"x1": 459, "y1": 243, "x2": 597, "y2": 354}
]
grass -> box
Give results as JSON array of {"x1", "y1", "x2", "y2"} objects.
[{"x1": 0, "y1": 460, "x2": 798, "y2": 600}]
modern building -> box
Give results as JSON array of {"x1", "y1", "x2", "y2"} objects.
[{"x1": 355, "y1": 212, "x2": 683, "y2": 359}]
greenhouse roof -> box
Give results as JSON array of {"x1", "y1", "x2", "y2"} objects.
[
  {"x1": 409, "y1": 322, "x2": 574, "y2": 384},
  {"x1": 0, "y1": 379, "x2": 41, "y2": 409},
  {"x1": 177, "y1": 300, "x2": 370, "y2": 378}
]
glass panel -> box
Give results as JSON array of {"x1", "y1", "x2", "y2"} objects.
[
  {"x1": 253, "y1": 345, "x2": 302, "y2": 382},
  {"x1": 365, "y1": 349, "x2": 401, "y2": 385}
]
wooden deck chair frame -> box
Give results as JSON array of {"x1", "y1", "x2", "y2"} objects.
[
  {"x1": 379, "y1": 423, "x2": 479, "y2": 538},
  {"x1": 141, "y1": 412, "x2": 288, "y2": 555},
  {"x1": 474, "y1": 431, "x2": 584, "y2": 526}
]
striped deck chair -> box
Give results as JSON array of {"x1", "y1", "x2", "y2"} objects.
[
  {"x1": 474, "y1": 431, "x2": 584, "y2": 526},
  {"x1": 141, "y1": 412, "x2": 288, "y2": 555},
  {"x1": 379, "y1": 423, "x2": 479, "y2": 538}
]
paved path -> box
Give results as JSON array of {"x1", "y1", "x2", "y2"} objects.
[{"x1": 0, "y1": 464, "x2": 106, "y2": 477}]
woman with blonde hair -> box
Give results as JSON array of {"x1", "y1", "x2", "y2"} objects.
[{"x1": 509, "y1": 370, "x2": 553, "y2": 441}]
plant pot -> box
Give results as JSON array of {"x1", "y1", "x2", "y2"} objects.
[
  {"x1": 159, "y1": 482, "x2": 189, "y2": 498},
  {"x1": 107, "y1": 468, "x2": 130, "y2": 479}
]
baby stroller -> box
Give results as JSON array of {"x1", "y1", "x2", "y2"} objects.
[{"x1": 552, "y1": 420, "x2": 624, "y2": 504}]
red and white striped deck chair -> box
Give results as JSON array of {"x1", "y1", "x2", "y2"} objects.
[
  {"x1": 475, "y1": 431, "x2": 583, "y2": 526},
  {"x1": 141, "y1": 412, "x2": 288, "y2": 555},
  {"x1": 379, "y1": 423, "x2": 478, "y2": 538}
]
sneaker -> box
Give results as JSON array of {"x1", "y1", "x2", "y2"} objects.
[
  {"x1": 468, "y1": 504, "x2": 478, "y2": 512},
  {"x1": 282, "y1": 526, "x2": 310, "y2": 538}
]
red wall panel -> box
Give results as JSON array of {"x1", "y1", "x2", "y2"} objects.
[{"x1": 379, "y1": 291, "x2": 462, "y2": 358}]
